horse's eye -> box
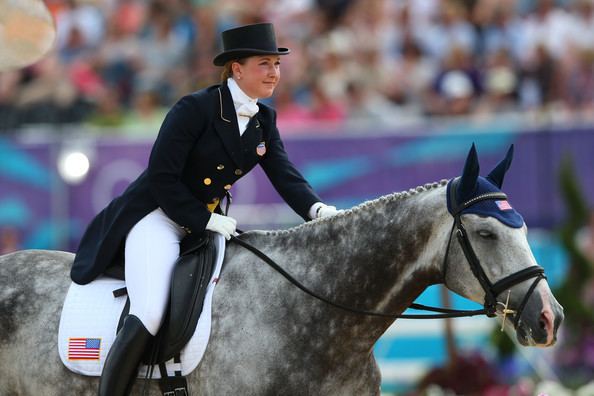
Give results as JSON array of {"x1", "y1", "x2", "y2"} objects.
[{"x1": 478, "y1": 230, "x2": 495, "y2": 239}]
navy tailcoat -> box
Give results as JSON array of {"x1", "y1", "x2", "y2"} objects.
[{"x1": 71, "y1": 82, "x2": 321, "y2": 285}]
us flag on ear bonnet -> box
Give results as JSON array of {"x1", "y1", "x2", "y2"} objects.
[{"x1": 446, "y1": 144, "x2": 524, "y2": 228}]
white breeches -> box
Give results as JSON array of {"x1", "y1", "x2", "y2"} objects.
[{"x1": 124, "y1": 208, "x2": 185, "y2": 336}]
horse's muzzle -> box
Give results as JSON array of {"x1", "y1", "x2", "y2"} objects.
[{"x1": 515, "y1": 287, "x2": 564, "y2": 347}]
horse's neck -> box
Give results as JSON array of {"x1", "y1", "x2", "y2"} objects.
[
  {"x1": 339, "y1": 186, "x2": 446, "y2": 305},
  {"x1": 282, "y1": 185, "x2": 449, "y2": 341}
]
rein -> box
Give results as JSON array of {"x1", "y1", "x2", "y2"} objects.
[
  {"x1": 228, "y1": 184, "x2": 547, "y2": 323},
  {"x1": 230, "y1": 235, "x2": 488, "y2": 319}
]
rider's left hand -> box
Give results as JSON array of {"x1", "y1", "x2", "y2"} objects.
[{"x1": 316, "y1": 204, "x2": 342, "y2": 219}]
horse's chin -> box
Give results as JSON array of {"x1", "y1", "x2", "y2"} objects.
[
  {"x1": 515, "y1": 325, "x2": 537, "y2": 346},
  {"x1": 515, "y1": 322, "x2": 557, "y2": 347}
]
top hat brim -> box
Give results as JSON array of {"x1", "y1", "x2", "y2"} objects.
[{"x1": 213, "y1": 47, "x2": 290, "y2": 66}]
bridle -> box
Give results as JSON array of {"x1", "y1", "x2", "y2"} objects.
[
  {"x1": 445, "y1": 177, "x2": 547, "y2": 327},
  {"x1": 229, "y1": 181, "x2": 547, "y2": 324}
]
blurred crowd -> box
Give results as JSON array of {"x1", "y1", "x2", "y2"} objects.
[{"x1": 2, "y1": 0, "x2": 594, "y2": 135}]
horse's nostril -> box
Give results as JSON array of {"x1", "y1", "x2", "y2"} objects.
[
  {"x1": 539, "y1": 317, "x2": 547, "y2": 330},
  {"x1": 539, "y1": 310, "x2": 555, "y2": 345},
  {"x1": 540, "y1": 312, "x2": 551, "y2": 331}
]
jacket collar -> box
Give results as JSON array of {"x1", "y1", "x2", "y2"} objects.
[
  {"x1": 214, "y1": 82, "x2": 243, "y2": 169},
  {"x1": 217, "y1": 80, "x2": 236, "y2": 123}
]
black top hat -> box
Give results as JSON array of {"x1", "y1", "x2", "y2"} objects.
[{"x1": 213, "y1": 23, "x2": 290, "y2": 66}]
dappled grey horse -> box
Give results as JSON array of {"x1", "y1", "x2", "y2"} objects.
[{"x1": 0, "y1": 146, "x2": 563, "y2": 395}]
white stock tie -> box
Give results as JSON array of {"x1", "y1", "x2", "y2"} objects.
[{"x1": 237, "y1": 102, "x2": 259, "y2": 118}]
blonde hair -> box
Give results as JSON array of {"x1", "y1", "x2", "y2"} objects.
[{"x1": 220, "y1": 58, "x2": 246, "y2": 82}]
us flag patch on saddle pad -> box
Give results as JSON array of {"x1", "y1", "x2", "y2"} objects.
[{"x1": 68, "y1": 337, "x2": 101, "y2": 360}]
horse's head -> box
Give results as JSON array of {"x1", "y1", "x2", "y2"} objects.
[{"x1": 443, "y1": 144, "x2": 563, "y2": 347}]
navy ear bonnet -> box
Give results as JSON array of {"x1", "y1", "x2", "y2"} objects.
[
  {"x1": 447, "y1": 176, "x2": 524, "y2": 228},
  {"x1": 446, "y1": 144, "x2": 524, "y2": 228}
]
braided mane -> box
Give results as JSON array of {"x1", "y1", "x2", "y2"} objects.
[{"x1": 260, "y1": 179, "x2": 449, "y2": 237}]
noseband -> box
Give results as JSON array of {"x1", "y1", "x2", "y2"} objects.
[{"x1": 447, "y1": 178, "x2": 547, "y2": 327}]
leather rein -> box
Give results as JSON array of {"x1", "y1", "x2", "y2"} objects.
[{"x1": 228, "y1": 185, "x2": 547, "y2": 324}]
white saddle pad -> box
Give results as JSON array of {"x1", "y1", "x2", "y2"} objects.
[{"x1": 58, "y1": 234, "x2": 225, "y2": 379}]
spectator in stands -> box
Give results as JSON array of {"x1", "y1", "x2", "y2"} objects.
[
  {"x1": 560, "y1": 48, "x2": 594, "y2": 121},
  {"x1": 15, "y1": 52, "x2": 88, "y2": 124},
  {"x1": 275, "y1": 83, "x2": 316, "y2": 132},
  {"x1": 309, "y1": 80, "x2": 346, "y2": 125},
  {"x1": 87, "y1": 86, "x2": 125, "y2": 128},
  {"x1": 385, "y1": 36, "x2": 436, "y2": 113},
  {"x1": 568, "y1": 0, "x2": 594, "y2": 53},
  {"x1": 516, "y1": 0, "x2": 574, "y2": 63},
  {"x1": 55, "y1": 0, "x2": 105, "y2": 63},
  {"x1": 345, "y1": 80, "x2": 408, "y2": 127},
  {"x1": 120, "y1": 87, "x2": 168, "y2": 136},
  {"x1": 5, "y1": 0, "x2": 594, "y2": 131},
  {"x1": 134, "y1": 1, "x2": 193, "y2": 105},
  {"x1": 416, "y1": 0, "x2": 478, "y2": 62},
  {"x1": 94, "y1": 12, "x2": 144, "y2": 107},
  {"x1": 474, "y1": 0, "x2": 525, "y2": 60},
  {"x1": 517, "y1": 43, "x2": 560, "y2": 112},
  {"x1": 476, "y1": 48, "x2": 519, "y2": 115},
  {"x1": 427, "y1": 46, "x2": 482, "y2": 116}
]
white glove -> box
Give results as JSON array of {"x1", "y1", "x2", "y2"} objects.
[
  {"x1": 316, "y1": 204, "x2": 341, "y2": 219},
  {"x1": 205, "y1": 213, "x2": 237, "y2": 240}
]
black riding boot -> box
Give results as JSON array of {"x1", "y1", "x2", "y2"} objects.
[{"x1": 98, "y1": 315, "x2": 152, "y2": 396}]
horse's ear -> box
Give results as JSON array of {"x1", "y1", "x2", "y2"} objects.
[
  {"x1": 486, "y1": 144, "x2": 514, "y2": 188},
  {"x1": 458, "y1": 143, "x2": 480, "y2": 199}
]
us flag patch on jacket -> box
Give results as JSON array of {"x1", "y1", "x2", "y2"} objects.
[{"x1": 68, "y1": 337, "x2": 101, "y2": 360}]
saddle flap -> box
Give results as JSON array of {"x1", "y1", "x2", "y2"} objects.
[{"x1": 156, "y1": 232, "x2": 217, "y2": 362}]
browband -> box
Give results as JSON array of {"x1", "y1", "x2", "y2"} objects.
[{"x1": 448, "y1": 177, "x2": 508, "y2": 216}]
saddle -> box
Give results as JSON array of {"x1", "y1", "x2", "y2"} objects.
[{"x1": 108, "y1": 231, "x2": 217, "y2": 394}]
